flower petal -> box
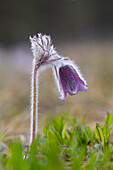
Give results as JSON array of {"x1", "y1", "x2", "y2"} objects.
[
  {"x1": 59, "y1": 65, "x2": 88, "y2": 98},
  {"x1": 59, "y1": 87, "x2": 67, "y2": 101},
  {"x1": 70, "y1": 65, "x2": 88, "y2": 92},
  {"x1": 52, "y1": 65, "x2": 67, "y2": 101}
]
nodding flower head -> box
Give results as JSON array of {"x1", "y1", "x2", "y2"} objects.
[
  {"x1": 30, "y1": 33, "x2": 88, "y2": 100},
  {"x1": 53, "y1": 59, "x2": 88, "y2": 101}
]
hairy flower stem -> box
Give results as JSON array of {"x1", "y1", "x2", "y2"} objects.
[{"x1": 29, "y1": 59, "x2": 39, "y2": 145}]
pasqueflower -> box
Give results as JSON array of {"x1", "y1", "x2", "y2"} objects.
[{"x1": 29, "y1": 33, "x2": 88, "y2": 145}]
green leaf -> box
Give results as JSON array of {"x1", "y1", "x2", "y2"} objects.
[
  {"x1": 95, "y1": 124, "x2": 104, "y2": 146},
  {"x1": 52, "y1": 116, "x2": 65, "y2": 135},
  {"x1": 48, "y1": 129, "x2": 61, "y2": 145},
  {"x1": 103, "y1": 122, "x2": 111, "y2": 145},
  {"x1": 6, "y1": 142, "x2": 28, "y2": 170},
  {"x1": 104, "y1": 112, "x2": 113, "y2": 127},
  {"x1": 62, "y1": 123, "x2": 67, "y2": 139},
  {"x1": 86, "y1": 153, "x2": 97, "y2": 170},
  {"x1": 81, "y1": 115, "x2": 86, "y2": 124}
]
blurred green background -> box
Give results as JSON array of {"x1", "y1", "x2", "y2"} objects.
[{"x1": 0, "y1": 0, "x2": 113, "y2": 144}]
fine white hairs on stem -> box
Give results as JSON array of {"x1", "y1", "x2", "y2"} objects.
[
  {"x1": 29, "y1": 58, "x2": 39, "y2": 145},
  {"x1": 29, "y1": 33, "x2": 88, "y2": 145}
]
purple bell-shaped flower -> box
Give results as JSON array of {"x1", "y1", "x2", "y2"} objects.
[{"x1": 53, "y1": 61, "x2": 88, "y2": 101}]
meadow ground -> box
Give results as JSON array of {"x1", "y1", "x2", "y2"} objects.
[{"x1": 0, "y1": 40, "x2": 113, "y2": 145}]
